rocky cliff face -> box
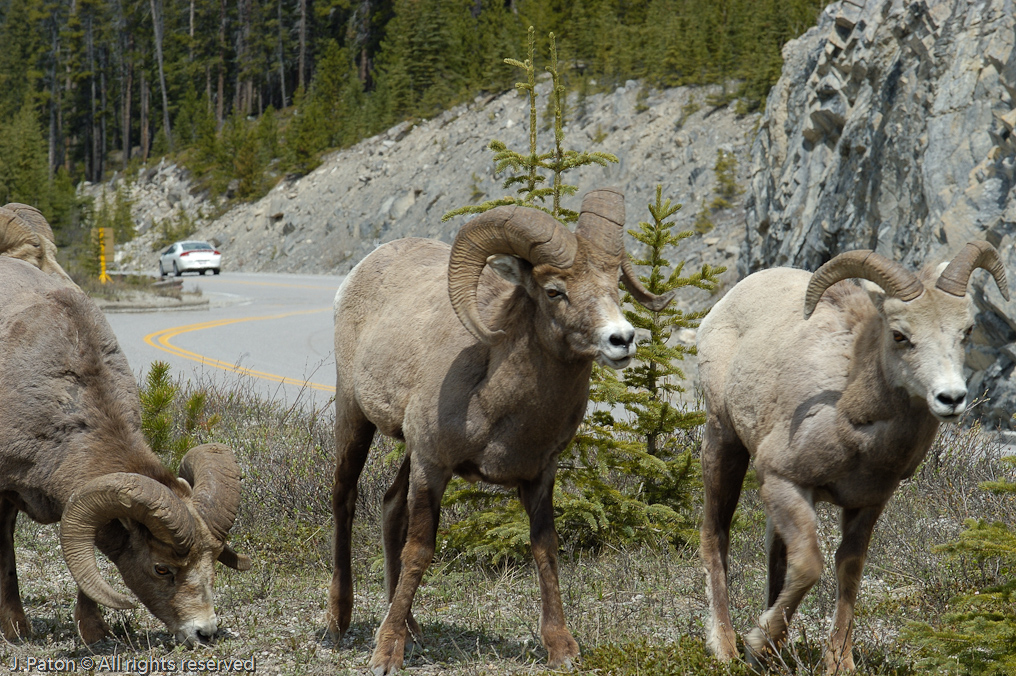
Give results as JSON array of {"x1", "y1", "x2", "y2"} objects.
[{"x1": 746, "y1": 0, "x2": 1016, "y2": 426}]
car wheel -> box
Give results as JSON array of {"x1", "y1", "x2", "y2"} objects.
[
  {"x1": 199, "y1": 269, "x2": 207, "y2": 275},
  {"x1": 173, "y1": 261, "x2": 181, "y2": 277},
  {"x1": 158, "y1": 261, "x2": 165, "y2": 277},
  {"x1": 213, "y1": 268, "x2": 220, "y2": 275}
]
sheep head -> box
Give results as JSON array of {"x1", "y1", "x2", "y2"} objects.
[
  {"x1": 0, "y1": 204, "x2": 73, "y2": 282},
  {"x1": 803, "y1": 243, "x2": 1009, "y2": 421},
  {"x1": 447, "y1": 188, "x2": 674, "y2": 368},
  {"x1": 60, "y1": 443, "x2": 250, "y2": 645}
]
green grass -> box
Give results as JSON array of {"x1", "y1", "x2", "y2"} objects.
[{"x1": 6, "y1": 375, "x2": 1014, "y2": 674}]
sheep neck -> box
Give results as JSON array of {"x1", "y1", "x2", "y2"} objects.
[{"x1": 837, "y1": 312, "x2": 939, "y2": 468}]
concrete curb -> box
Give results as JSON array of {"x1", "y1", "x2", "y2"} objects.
[{"x1": 95, "y1": 296, "x2": 211, "y2": 314}]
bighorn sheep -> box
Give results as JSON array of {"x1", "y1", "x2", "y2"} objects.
[
  {"x1": 331, "y1": 188, "x2": 673, "y2": 674},
  {"x1": 696, "y1": 242, "x2": 1009, "y2": 673},
  {"x1": 0, "y1": 207, "x2": 250, "y2": 646}
]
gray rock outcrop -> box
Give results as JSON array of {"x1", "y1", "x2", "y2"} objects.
[
  {"x1": 189, "y1": 81, "x2": 755, "y2": 293},
  {"x1": 746, "y1": 0, "x2": 1016, "y2": 426}
]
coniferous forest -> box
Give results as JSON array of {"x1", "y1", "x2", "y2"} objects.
[{"x1": 0, "y1": 0, "x2": 828, "y2": 238}]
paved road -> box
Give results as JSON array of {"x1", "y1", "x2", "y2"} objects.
[{"x1": 104, "y1": 272, "x2": 343, "y2": 411}]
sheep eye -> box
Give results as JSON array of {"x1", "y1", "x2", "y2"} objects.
[
  {"x1": 546, "y1": 288, "x2": 563, "y2": 299},
  {"x1": 154, "y1": 564, "x2": 172, "y2": 577},
  {"x1": 892, "y1": 331, "x2": 909, "y2": 344}
]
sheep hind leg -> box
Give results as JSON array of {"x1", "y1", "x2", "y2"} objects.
[
  {"x1": 700, "y1": 421, "x2": 750, "y2": 661},
  {"x1": 825, "y1": 505, "x2": 882, "y2": 675},
  {"x1": 370, "y1": 462, "x2": 447, "y2": 676},
  {"x1": 381, "y1": 454, "x2": 422, "y2": 647},
  {"x1": 0, "y1": 499, "x2": 28, "y2": 640},
  {"x1": 746, "y1": 476, "x2": 822, "y2": 663},
  {"x1": 766, "y1": 516, "x2": 789, "y2": 609},
  {"x1": 520, "y1": 466, "x2": 579, "y2": 669},
  {"x1": 327, "y1": 410, "x2": 377, "y2": 641}
]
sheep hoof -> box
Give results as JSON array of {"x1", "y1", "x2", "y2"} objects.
[
  {"x1": 743, "y1": 628, "x2": 774, "y2": 670},
  {"x1": 544, "y1": 630, "x2": 580, "y2": 670},
  {"x1": 369, "y1": 627, "x2": 406, "y2": 675},
  {"x1": 75, "y1": 615, "x2": 111, "y2": 645},
  {"x1": 0, "y1": 612, "x2": 30, "y2": 641},
  {"x1": 405, "y1": 613, "x2": 423, "y2": 649}
]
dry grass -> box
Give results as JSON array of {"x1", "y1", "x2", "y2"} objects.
[{"x1": 5, "y1": 376, "x2": 1014, "y2": 674}]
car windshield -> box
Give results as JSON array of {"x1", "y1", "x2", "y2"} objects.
[{"x1": 181, "y1": 242, "x2": 214, "y2": 252}]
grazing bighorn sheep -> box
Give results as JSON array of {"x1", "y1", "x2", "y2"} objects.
[
  {"x1": 0, "y1": 208, "x2": 250, "y2": 646},
  {"x1": 331, "y1": 188, "x2": 673, "y2": 674},
  {"x1": 696, "y1": 242, "x2": 1009, "y2": 673}
]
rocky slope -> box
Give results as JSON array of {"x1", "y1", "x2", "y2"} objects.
[
  {"x1": 746, "y1": 0, "x2": 1016, "y2": 426},
  {"x1": 105, "y1": 80, "x2": 758, "y2": 314}
]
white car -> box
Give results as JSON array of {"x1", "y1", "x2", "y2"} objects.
[{"x1": 159, "y1": 241, "x2": 222, "y2": 276}]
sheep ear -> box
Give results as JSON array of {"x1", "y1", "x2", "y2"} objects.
[
  {"x1": 860, "y1": 279, "x2": 886, "y2": 311},
  {"x1": 487, "y1": 254, "x2": 524, "y2": 285}
]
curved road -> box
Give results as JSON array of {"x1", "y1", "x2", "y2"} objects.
[{"x1": 103, "y1": 272, "x2": 343, "y2": 411}]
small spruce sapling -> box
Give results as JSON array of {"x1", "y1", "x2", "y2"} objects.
[
  {"x1": 140, "y1": 361, "x2": 220, "y2": 470},
  {"x1": 439, "y1": 28, "x2": 725, "y2": 561},
  {"x1": 442, "y1": 27, "x2": 617, "y2": 224},
  {"x1": 907, "y1": 435, "x2": 1016, "y2": 676},
  {"x1": 565, "y1": 186, "x2": 725, "y2": 547}
]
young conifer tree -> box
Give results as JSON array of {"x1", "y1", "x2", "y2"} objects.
[
  {"x1": 907, "y1": 444, "x2": 1016, "y2": 675},
  {"x1": 440, "y1": 29, "x2": 724, "y2": 561},
  {"x1": 442, "y1": 26, "x2": 616, "y2": 224},
  {"x1": 566, "y1": 187, "x2": 724, "y2": 547}
]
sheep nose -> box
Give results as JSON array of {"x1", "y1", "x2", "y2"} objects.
[
  {"x1": 609, "y1": 328, "x2": 635, "y2": 349},
  {"x1": 936, "y1": 389, "x2": 967, "y2": 408},
  {"x1": 196, "y1": 627, "x2": 217, "y2": 644}
]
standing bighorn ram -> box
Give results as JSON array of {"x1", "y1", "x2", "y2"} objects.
[
  {"x1": 696, "y1": 242, "x2": 1009, "y2": 673},
  {"x1": 331, "y1": 188, "x2": 674, "y2": 674},
  {"x1": 0, "y1": 205, "x2": 250, "y2": 645}
]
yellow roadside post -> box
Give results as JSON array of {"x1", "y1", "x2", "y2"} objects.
[{"x1": 96, "y1": 227, "x2": 113, "y2": 284}]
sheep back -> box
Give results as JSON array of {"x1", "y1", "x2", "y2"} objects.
[{"x1": 0, "y1": 257, "x2": 146, "y2": 522}]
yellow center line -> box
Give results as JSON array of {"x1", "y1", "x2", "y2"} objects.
[{"x1": 143, "y1": 308, "x2": 334, "y2": 392}]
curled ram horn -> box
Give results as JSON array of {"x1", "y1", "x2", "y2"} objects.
[
  {"x1": 179, "y1": 443, "x2": 251, "y2": 570},
  {"x1": 574, "y1": 187, "x2": 676, "y2": 312},
  {"x1": 61, "y1": 473, "x2": 196, "y2": 609},
  {"x1": 935, "y1": 240, "x2": 1010, "y2": 301},
  {"x1": 448, "y1": 205, "x2": 578, "y2": 344},
  {"x1": 804, "y1": 250, "x2": 924, "y2": 318}
]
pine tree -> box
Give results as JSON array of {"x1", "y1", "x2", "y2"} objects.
[
  {"x1": 906, "y1": 447, "x2": 1016, "y2": 676},
  {"x1": 0, "y1": 105, "x2": 53, "y2": 216},
  {"x1": 442, "y1": 27, "x2": 617, "y2": 223}
]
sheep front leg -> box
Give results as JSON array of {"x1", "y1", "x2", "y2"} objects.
[
  {"x1": 745, "y1": 475, "x2": 822, "y2": 662},
  {"x1": 825, "y1": 505, "x2": 883, "y2": 675},
  {"x1": 73, "y1": 589, "x2": 111, "y2": 644},
  {"x1": 370, "y1": 463, "x2": 447, "y2": 676},
  {"x1": 328, "y1": 413, "x2": 376, "y2": 640},
  {"x1": 0, "y1": 499, "x2": 28, "y2": 640},
  {"x1": 700, "y1": 422, "x2": 750, "y2": 661},
  {"x1": 381, "y1": 455, "x2": 423, "y2": 646},
  {"x1": 520, "y1": 469, "x2": 579, "y2": 669}
]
